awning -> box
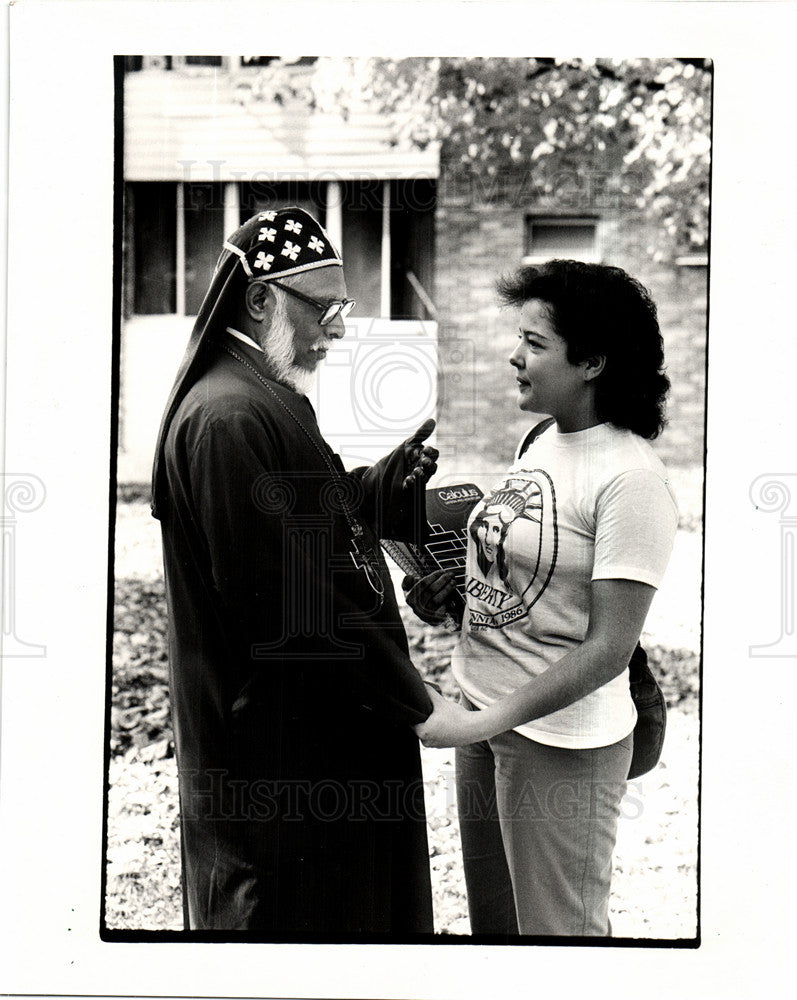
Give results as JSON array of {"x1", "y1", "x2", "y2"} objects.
[{"x1": 124, "y1": 68, "x2": 439, "y2": 182}]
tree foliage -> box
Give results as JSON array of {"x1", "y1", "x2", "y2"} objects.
[{"x1": 238, "y1": 57, "x2": 712, "y2": 260}]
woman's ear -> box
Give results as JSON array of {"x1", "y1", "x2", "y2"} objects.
[
  {"x1": 244, "y1": 280, "x2": 276, "y2": 323},
  {"x1": 582, "y1": 354, "x2": 606, "y2": 382}
]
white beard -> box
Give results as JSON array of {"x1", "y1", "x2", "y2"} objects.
[{"x1": 262, "y1": 292, "x2": 318, "y2": 396}]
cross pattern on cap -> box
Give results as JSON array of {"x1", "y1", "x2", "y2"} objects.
[{"x1": 229, "y1": 208, "x2": 342, "y2": 282}]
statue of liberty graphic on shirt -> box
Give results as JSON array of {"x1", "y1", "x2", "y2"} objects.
[{"x1": 465, "y1": 472, "x2": 558, "y2": 630}]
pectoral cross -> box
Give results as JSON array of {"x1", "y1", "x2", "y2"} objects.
[{"x1": 350, "y1": 536, "x2": 385, "y2": 602}]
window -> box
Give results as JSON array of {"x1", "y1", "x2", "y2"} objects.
[
  {"x1": 183, "y1": 184, "x2": 226, "y2": 316},
  {"x1": 239, "y1": 56, "x2": 280, "y2": 68},
  {"x1": 342, "y1": 181, "x2": 384, "y2": 318},
  {"x1": 140, "y1": 56, "x2": 172, "y2": 71},
  {"x1": 183, "y1": 56, "x2": 223, "y2": 67},
  {"x1": 128, "y1": 178, "x2": 437, "y2": 319},
  {"x1": 390, "y1": 179, "x2": 436, "y2": 321},
  {"x1": 129, "y1": 181, "x2": 224, "y2": 316},
  {"x1": 131, "y1": 183, "x2": 176, "y2": 315},
  {"x1": 239, "y1": 179, "x2": 324, "y2": 223},
  {"x1": 170, "y1": 56, "x2": 224, "y2": 71},
  {"x1": 524, "y1": 217, "x2": 599, "y2": 264}
]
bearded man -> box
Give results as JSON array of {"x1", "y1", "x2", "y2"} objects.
[{"x1": 151, "y1": 208, "x2": 439, "y2": 938}]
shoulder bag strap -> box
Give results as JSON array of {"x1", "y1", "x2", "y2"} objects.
[{"x1": 516, "y1": 416, "x2": 556, "y2": 460}]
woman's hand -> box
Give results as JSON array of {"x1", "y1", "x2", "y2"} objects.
[
  {"x1": 413, "y1": 688, "x2": 482, "y2": 747},
  {"x1": 462, "y1": 579, "x2": 659, "y2": 738},
  {"x1": 403, "y1": 569, "x2": 463, "y2": 626}
]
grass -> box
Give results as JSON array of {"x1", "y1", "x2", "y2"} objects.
[
  {"x1": 107, "y1": 452, "x2": 703, "y2": 935},
  {"x1": 107, "y1": 561, "x2": 700, "y2": 936}
]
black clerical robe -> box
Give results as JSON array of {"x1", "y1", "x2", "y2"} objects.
[{"x1": 159, "y1": 339, "x2": 434, "y2": 938}]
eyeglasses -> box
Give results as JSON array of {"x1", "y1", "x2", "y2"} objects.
[{"x1": 267, "y1": 279, "x2": 356, "y2": 327}]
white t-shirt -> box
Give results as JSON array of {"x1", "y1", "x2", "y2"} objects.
[{"x1": 452, "y1": 421, "x2": 678, "y2": 749}]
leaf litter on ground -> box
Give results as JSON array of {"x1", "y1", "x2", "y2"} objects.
[{"x1": 106, "y1": 502, "x2": 701, "y2": 937}]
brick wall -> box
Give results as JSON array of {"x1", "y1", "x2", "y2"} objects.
[{"x1": 433, "y1": 167, "x2": 707, "y2": 477}]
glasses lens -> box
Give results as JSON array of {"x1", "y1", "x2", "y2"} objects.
[
  {"x1": 319, "y1": 300, "x2": 355, "y2": 326},
  {"x1": 319, "y1": 304, "x2": 339, "y2": 326}
]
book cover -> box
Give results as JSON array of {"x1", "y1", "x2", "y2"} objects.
[{"x1": 381, "y1": 483, "x2": 483, "y2": 628}]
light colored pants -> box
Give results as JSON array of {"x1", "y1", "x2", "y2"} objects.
[{"x1": 455, "y1": 701, "x2": 633, "y2": 937}]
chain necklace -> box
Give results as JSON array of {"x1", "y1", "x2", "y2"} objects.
[{"x1": 222, "y1": 343, "x2": 385, "y2": 606}]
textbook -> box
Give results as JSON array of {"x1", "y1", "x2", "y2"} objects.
[{"x1": 381, "y1": 483, "x2": 483, "y2": 630}]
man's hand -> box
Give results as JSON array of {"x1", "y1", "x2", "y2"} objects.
[
  {"x1": 402, "y1": 569, "x2": 463, "y2": 626},
  {"x1": 401, "y1": 418, "x2": 439, "y2": 489},
  {"x1": 413, "y1": 688, "x2": 482, "y2": 748}
]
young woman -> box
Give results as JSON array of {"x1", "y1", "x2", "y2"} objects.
[{"x1": 411, "y1": 260, "x2": 678, "y2": 936}]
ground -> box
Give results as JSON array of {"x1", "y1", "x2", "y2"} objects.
[{"x1": 105, "y1": 497, "x2": 701, "y2": 938}]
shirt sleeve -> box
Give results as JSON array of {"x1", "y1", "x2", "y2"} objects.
[{"x1": 592, "y1": 469, "x2": 679, "y2": 588}]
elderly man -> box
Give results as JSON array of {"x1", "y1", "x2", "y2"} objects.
[{"x1": 151, "y1": 208, "x2": 439, "y2": 937}]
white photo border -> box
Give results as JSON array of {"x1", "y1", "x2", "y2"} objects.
[{"x1": 2, "y1": 1, "x2": 796, "y2": 997}]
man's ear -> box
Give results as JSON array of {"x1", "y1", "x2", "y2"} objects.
[
  {"x1": 582, "y1": 354, "x2": 606, "y2": 382},
  {"x1": 244, "y1": 280, "x2": 276, "y2": 323}
]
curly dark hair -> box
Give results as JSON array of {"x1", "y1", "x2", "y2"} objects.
[{"x1": 496, "y1": 260, "x2": 670, "y2": 439}]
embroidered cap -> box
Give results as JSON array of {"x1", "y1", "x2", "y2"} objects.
[
  {"x1": 152, "y1": 206, "x2": 342, "y2": 519},
  {"x1": 222, "y1": 207, "x2": 341, "y2": 282}
]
